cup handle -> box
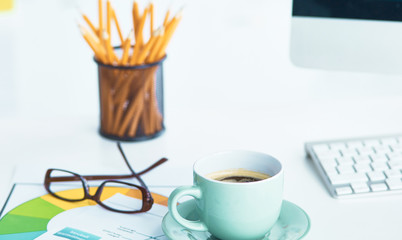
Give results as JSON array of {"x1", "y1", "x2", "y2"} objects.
[{"x1": 168, "y1": 186, "x2": 208, "y2": 232}]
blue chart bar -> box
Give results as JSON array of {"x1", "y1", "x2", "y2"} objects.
[{"x1": 0, "y1": 231, "x2": 46, "y2": 240}]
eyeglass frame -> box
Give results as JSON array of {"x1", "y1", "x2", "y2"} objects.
[{"x1": 44, "y1": 142, "x2": 167, "y2": 213}]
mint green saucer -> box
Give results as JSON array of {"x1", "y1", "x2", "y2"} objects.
[{"x1": 162, "y1": 199, "x2": 310, "y2": 240}]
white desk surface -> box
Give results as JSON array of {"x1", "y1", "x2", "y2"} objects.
[{"x1": 1, "y1": 0, "x2": 402, "y2": 239}]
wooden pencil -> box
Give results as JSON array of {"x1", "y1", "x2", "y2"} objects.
[
  {"x1": 150, "y1": 3, "x2": 154, "y2": 35},
  {"x1": 79, "y1": 24, "x2": 107, "y2": 62},
  {"x1": 100, "y1": 68, "x2": 113, "y2": 133},
  {"x1": 98, "y1": 0, "x2": 103, "y2": 39},
  {"x1": 133, "y1": 1, "x2": 140, "y2": 36},
  {"x1": 82, "y1": 13, "x2": 98, "y2": 35},
  {"x1": 130, "y1": 6, "x2": 149, "y2": 65},
  {"x1": 127, "y1": 96, "x2": 145, "y2": 136},
  {"x1": 163, "y1": 10, "x2": 170, "y2": 27},
  {"x1": 155, "y1": 14, "x2": 182, "y2": 60},
  {"x1": 120, "y1": 30, "x2": 134, "y2": 65},
  {"x1": 112, "y1": 8, "x2": 124, "y2": 46},
  {"x1": 134, "y1": 28, "x2": 160, "y2": 65},
  {"x1": 148, "y1": 79, "x2": 157, "y2": 134},
  {"x1": 102, "y1": 31, "x2": 114, "y2": 64},
  {"x1": 106, "y1": 0, "x2": 112, "y2": 43},
  {"x1": 117, "y1": 86, "x2": 145, "y2": 136},
  {"x1": 112, "y1": 71, "x2": 135, "y2": 133},
  {"x1": 145, "y1": 34, "x2": 164, "y2": 63}
]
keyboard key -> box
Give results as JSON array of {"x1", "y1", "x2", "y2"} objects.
[
  {"x1": 354, "y1": 156, "x2": 371, "y2": 164},
  {"x1": 351, "y1": 182, "x2": 370, "y2": 193},
  {"x1": 354, "y1": 163, "x2": 372, "y2": 173},
  {"x1": 370, "y1": 154, "x2": 388, "y2": 163},
  {"x1": 329, "y1": 173, "x2": 367, "y2": 185},
  {"x1": 381, "y1": 138, "x2": 398, "y2": 146},
  {"x1": 321, "y1": 163, "x2": 338, "y2": 175},
  {"x1": 357, "y1": 147, "x2": 374, "y2": 155},
  {"x1": 341, "y1": 148, "x2": 358, "y2": 158},
  {"x1": 391, "y1": 144, "x2": 402, "y2": 152},
  {"x1": 335, "y1": 186, "x2": 353, "y2": 195},
  {"x1": 388, "y1": 160, "x2": 402, "y2": 169},
  {"x1": 316, "y1": 150, "x2": 341, "y2": 159},
  {"x1": 320, "y1": 157, "x2": 338, "y2": 167},
  {"x1": 373, "y1": 145, "x2": 391, "y2": 155},
  {"x1": 370, "y1": 183, "x2": 388, "y2": 192},
  {"x1": 383, "y1": 169, "x2": 402, "y2": 178},
  {"x1": 337, "y1": 165, "x2": 355, "y2": 174},
  {"x1": 337, "y1": 156, "x2": 354, "y2": 165},
  {"x1": 364, "y1": 139, "x2": 380, "y2": 147},
  {"x1": 386, "y1": 178, "x2": 402, "y2": 190},
  {"x1": 387, "y1": 153, "x2": 402, "y2": 162},
  {"x1": 367, "y1": 171, "x2": 385, "y2": 181},
  {"x1": 313, "y1": 144, "x2": 330, "y2": 153},
  {"x1": 330, "y1": 143, "x2": 347, "y2": 150},
  {"x1": 371, "y1": 162, "x2": 389, "y2": 171}
]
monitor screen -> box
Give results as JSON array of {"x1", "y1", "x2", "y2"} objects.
[{"x1": 293, "y1": 0, "x2": 402, "y2": 22}]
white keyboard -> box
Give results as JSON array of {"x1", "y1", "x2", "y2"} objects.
[{"x1": 305, "y1": 135, "x2": 402, "y2": 198}]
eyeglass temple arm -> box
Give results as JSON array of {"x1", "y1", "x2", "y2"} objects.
[
  {"x1": 117, "y1": 142, "x2": 168, "y2": 176},
  {"x1": 76, "y1": 157, "x2": 167, "y2": 181},
  {"x1": 117, "y1": 142, "x2": 169, "y2": 190},
  {"x1": 48, "y1": 144, "x2": 168, "y2": 182},
  {"x1": 137, "y1": 157, "x2": 168, "y2": 176},
  {"x1": 48, "y1": 174, "x2": 136, "y2": 182},
  {"x1": 47, "y1": 157, "x2": 168, "y2": 182}
]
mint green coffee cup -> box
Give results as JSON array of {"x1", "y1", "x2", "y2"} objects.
[{"x1": 168, "y1": 150, "x2": 284, "y2": 240}]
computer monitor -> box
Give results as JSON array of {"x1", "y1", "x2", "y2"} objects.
[{"x1": 290, "y1": 0, "x2": 402, "y2": 74}]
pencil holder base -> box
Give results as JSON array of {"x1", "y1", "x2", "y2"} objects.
[{"x1": 99, "y1": 127, "x2": 165, "y2": 142}]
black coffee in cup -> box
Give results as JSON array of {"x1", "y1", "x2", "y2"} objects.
[{"x1": 206, "y1": 169, "x2": 270, "y2": 183}]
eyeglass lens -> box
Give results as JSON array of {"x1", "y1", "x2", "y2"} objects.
[
  {"x1": 48, "y1": 169, "x2": 87, "y2": 201},
  {"x1": 98, "y1": 181, "x2": 145, "y2": 212}
]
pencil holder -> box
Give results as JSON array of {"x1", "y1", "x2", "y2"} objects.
[{"x1": 96, "y1": 57, "x2": 166, "y2": 141}]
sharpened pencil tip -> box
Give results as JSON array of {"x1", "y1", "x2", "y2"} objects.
[
  {"x1": 176, "y1": 7, "x2": 184, "y2": 18},
  {"x1": 153, "y1": 26, "x2": 164, "y2": 36},
  {"x1": 128, "y1": 29, "x2": 135, "y2": 39},
  {"x1": 102, "y1": 30, "x2": 110, "y2": 40},
  {"x1": 78, "y1": 25, "x2": 86, "y2": 35}
]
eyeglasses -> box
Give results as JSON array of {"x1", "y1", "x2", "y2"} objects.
[{"x1": 44, "y1": 142, "x2": 167, "y2": 213}]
